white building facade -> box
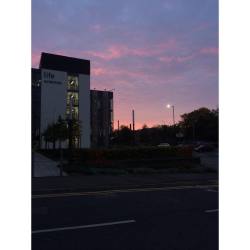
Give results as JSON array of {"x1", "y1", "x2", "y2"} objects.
[{"x1": 37, "y1": 52, "x2": 91, "y2": 148}]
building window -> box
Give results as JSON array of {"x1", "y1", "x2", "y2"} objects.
[
  {"x1": 66, "y1": 75, "x2": 80, "y2": 148},
  {"x1": 67, "y1": 75, "x2": 79, "y2": 92},
  {"x1": 72, "y1": 107, "x2": 79, "y2": 120},
  {"x1": 67, "y1": 92, "x2": 79, "y2": 106},
  {"x1": 66, "y1": 75, "x2": 79, "y2": 120},
  {"x1": 73, "y1": 136, "x2": 80, "y2": 148}
]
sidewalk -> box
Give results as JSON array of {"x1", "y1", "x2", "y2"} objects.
[
  {"x1": 193, "y1": 150, "x2": 219, "y2": 171},
  {"x1": 32, "y1": 173, "x2": 218, "y2": 195},
  {"x1": 33, "y1": 152, "x2": 67, "y2": 177}
]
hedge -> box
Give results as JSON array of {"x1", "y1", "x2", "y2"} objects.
[{"x1": 39, "y1": 146, "x2": 193, "y2": 163}]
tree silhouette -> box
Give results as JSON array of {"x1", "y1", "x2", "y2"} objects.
[
  {"x1": 179, "y1": 107, "x2": 218, "y2": 141},
  {"x1": 42, "y1": 116, "x2": 80, "y2": 149}
]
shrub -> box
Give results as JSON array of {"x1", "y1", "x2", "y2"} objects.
[{"x1": 39, "y1": 146, "x2": 194, "y2": 166}]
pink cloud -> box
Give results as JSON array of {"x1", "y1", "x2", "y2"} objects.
[
  {"x1": 32, "y1": 52, "x2": 41, "y2": 68},
  {"x1": 91, "y1": 61, "x2": 150, "y2": 80},
  {"x1": 129, "y1": 39, "x2": 177, "y2": 57},
  {"x1": 92, "y1": 67, "x2": 107, "y2": 76},
  {"x1": 158, "y1": 54, "x2": 194, "y2": 64},
  {"x1": 86, "y1": 39, "x2": 178, "y2": 61},
  {"x1": 200, "y1": 47, "x2": 218, "y2": 55},
  {"x1": 86, "y1": 46, "x2": 122, "y2": 60}
]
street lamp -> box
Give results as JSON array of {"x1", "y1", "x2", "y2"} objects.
[{"x1": 167, "y1": 104, "x2": 175, "y2": 125}]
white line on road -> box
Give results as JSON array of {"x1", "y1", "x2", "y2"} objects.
[
  {"x1": 33, "y1": 184, "x2": 218, "y2": 199},
  {"x1": 206, "y1": 189, "x2": 218, "y2": 192},
  {"x1": 32, "y1": 220, "x2": 136, "y2": 234},
  {"x1": 205, "y1": 209, "x2": 218, "y2": 213}
]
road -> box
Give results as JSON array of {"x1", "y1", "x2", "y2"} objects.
[{"x1": 32, "y1": 185, "x2": 218, "y2": 250}]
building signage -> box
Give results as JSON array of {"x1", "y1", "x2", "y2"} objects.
[{"x1": 43, "y1": 71, "x2": 62, "y2": 85}]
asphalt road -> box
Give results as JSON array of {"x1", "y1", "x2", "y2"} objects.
[{"x1": 32, "y1": 185, "x2": 218, "y2": 250}]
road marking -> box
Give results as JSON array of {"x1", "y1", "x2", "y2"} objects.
[
  {"x1": 32, "y1": 220, "x2": 136, "y2": 234},
  {"x1": 32, "y1": 184, "x2": 218, "y2": 199},
  {"x1": 33, "y1": 181, "x2": 217, "y2": 193},
  {"x1": 206, "y1": 189, "x2": 218, "y2": 192},
  {"x1": 205, "y1": 209, "x2": 218, "y2": 213}
]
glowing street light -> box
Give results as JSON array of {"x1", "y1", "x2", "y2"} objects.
[{"x1": 167, "y1": 104, "x2": 175, "y2": 125}]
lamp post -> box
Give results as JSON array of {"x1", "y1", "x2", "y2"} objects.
[{"x1": 167, "y1": 104, "x2": 175, "y2": 125}]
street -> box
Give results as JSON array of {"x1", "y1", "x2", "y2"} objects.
[{"x1": 32, "y1": 185, "x2": 218, "y2": 250}]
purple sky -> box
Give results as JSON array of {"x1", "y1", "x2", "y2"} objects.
[{"x1": 32, "y1": 0, "x2": 218, "y2": 129}]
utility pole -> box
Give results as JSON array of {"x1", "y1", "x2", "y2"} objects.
[
  {"x1": 132, "y1": 109, "x2": 135, "y2": 145},
  {"x1": 132, "y1": 110, "x2": 135, "y2": 132},
  {"x1": 118, "y1": 120, "x2": 120, "y2": 131},
  {"x1": 167, "y1": 104, "x2": 175, "y2": 125},
  {"x1": 172, "y1": 105, "x2": 175, "y2": 125}
]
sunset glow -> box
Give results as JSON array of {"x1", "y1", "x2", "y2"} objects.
[{"x1": 32, "y1": 0, "x2": 218, "y2": 130}]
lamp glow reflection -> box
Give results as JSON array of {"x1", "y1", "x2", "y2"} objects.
[{"x1": 166, "y1": 104, "x2": 175, "y2": 125}]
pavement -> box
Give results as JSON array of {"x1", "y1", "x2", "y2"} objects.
[
  {"x1": 32, "y1": 151, "x2": 219, "y2": 249},
  {"x1": 32, "y1": 185, "x2": 218, "y2": 250},
  {"x1": 193, "y1": 150, "x2": 219, "y2": 171},
  {"x1": 32, "y1": 173, "x2": 218, "y2": 195},
  {"x1": 33, "y1": 153, "x2": 67, "y2": 177}
]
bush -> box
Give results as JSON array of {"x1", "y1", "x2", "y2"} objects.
[
  {"x1": 39, "y1": 146, "x2": 195, "y2": 173},
  {"x1": 39, "y1": 146, "x2": 193, "y2": 162}
]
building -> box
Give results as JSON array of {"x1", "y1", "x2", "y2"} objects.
[
  {"x1": 32, "y1": 52, "x2": 113, "y2": 149},
  {"x1": 32, "y1": 52, "x2": 90, "y2": 149},
  {"x1": 90, "y1": 90, "x2": 114, "y2": 148},
  {"x1": 32, "y1": 68, "x2": 41, "y2": 144}
]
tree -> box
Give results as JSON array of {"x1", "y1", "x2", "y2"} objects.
[
  {"x1": 139, "y1": 124, "x2": 150, "y2": 145},
  {"x1": 42, "y1": 116, "x2": 77, "y2": 149},
  {"x1": 55, "y1": 116, "x2": 68, "y2": 148},
  {"x1": 42, "y1": 124, "x2": 54, "y2": 149},
  {"x1": 68, "y1": 118, "x2": 81, "y2": 150},
  {"x1": 110, "y1": 107, "x2": 218, "y2": 148},
  {"x1": 111, "y1": 125, "x2": 133, "y2": 146},
  {"x1": 179, "y1": 107, "x2": 218, "y2": 142}
]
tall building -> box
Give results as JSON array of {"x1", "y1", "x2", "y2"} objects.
[
  {"x1": 33, "y1": 52, "x2": 90, "y2": 148},
  {"x1": 32, "y1": 52, "x2": 114, "y2": 149},
  {"x1": 90, "y1": 90, "x2": 114, "y2": 148}
]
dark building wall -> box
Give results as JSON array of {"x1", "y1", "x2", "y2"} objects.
[
  {"x1": 32, "y1": 68, "x2": 41, "y2": 145},
  {"x1": 39, "y1": 52, "x2": 90, "y2": 75},
  {"x1": 90, "y1": 90, "x2": 113, "y2": 148}
]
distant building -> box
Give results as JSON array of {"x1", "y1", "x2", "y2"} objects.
[
  {"x1": 32, "y1": 68, "x2": 41, "y2": 144},
  {"x1": 32, "y1": 52, "x2": 114, "y2": 149},
  {"x1": 90, "y1": 90, "x2": 114, "y2": 148}
]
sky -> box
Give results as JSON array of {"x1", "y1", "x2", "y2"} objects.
[{"x1": 32, "y1": 0, "x2": 218, "y2": 129}]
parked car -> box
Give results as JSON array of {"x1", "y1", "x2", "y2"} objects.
[{"x1": 157, "y1": 143, "x2": 170, "y2": 148}]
